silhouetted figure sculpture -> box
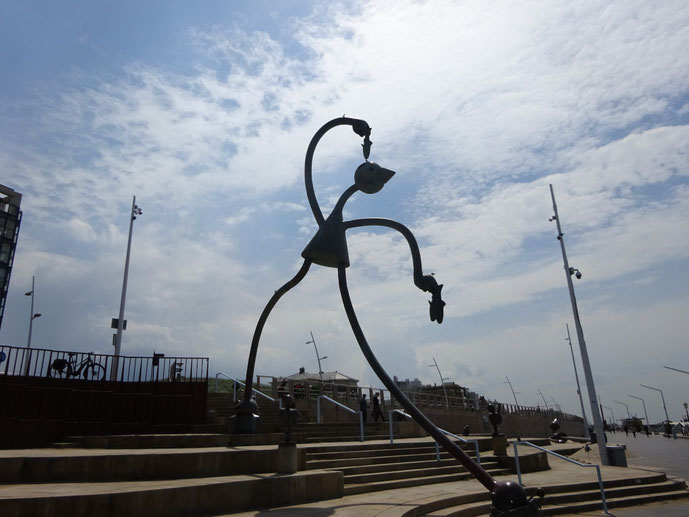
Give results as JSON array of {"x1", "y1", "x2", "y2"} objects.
[{"x1": 235, "y1": 117, "x2": 539, "y2": 516}]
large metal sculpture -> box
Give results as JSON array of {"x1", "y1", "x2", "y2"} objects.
[{"x1": 233, "y1": 117, "x2": 541, "y2": 515}]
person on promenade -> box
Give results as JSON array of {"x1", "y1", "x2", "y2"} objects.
[
  {"x1": 372, "y1": 393, "x2": 385, "y2": 422},
  {"x1": 360, "y1": 394, "x2": 368, "y2": 423}
]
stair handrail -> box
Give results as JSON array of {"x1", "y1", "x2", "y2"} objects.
[
  {"x1": 317, "y1": 395, "x2": 364, "y2": 442},
  {"x1": 513, "y1": 440, "x2": 609, "y2": 514},
  {"x1": 437, "y1": 427, "x2": 481, "y2": 466},
  {"x1": 388, "y1": 409, "x2": 412, "y2": 444},
  {"x1": 214, "y1": 372, "x2": 275, "y2": 402}
]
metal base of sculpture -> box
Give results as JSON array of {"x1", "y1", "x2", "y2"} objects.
[{"x1": 235, "y1": 117, "x2": 540, "y2": 515}]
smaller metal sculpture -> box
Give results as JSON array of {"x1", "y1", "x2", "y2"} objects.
[
  {"x1": 487, "y1": 403, "x2": 503, "y2": 436},
  {"x1": 278, "y1": 394, "x2": 300, "y2": 444}
]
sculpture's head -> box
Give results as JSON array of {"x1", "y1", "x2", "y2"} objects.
[{"x1": 354, "y1": 162, "x2": 395, "y2": 194}]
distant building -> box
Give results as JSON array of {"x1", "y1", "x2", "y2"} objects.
[
  {"x1": 284, "y1": 366, "x2": 359, "y2": 387},
  {"x1": 0, "y1": 185, "x2": 22, "y2": 331},
  {"x1": 393, "y1": 376, "x2": 423, "y2": 393}
]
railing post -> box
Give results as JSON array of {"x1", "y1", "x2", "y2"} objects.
[
  {"x1": 474, "y1": 441, "x2": 481, "y2": 465},
  {"x1": 435, "y1": 442, "x2": 440, "y2": 462},
  {"x1": 359, "y1": 410, "x2": 364, "y2": 442},
  {"x1": 317, "y1": 396, "x2": 321, "y2": 424},
  {"x1": 595, "y1": 465, "x2": 609, "y2": 514},
  {"x1": 389, "y1": 410, "x2": 394, "y2": 444},
  {"x1": 513, "y1": 442, "x2": 523, "y2": 486}
]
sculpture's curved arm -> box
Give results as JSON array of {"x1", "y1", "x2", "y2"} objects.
[
  {"x1": 241, "y1": 259, "x2": 312, "y2": 403},
  {"x1": 337, "y1": 264, "x2": 495, "y2": 492},
  {"x1": 344, "y1": 217, "x2": 445, "y2": 322},
  {"x1": 305, "y1": 117, "x2": 371, "y2": 226}
]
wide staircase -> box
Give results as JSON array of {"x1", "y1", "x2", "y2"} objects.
[
  {"x1": 303, "y1": 440, "x2": 508, "y2": 495},
  {"x1": 409, "y1": 473, "x2": 689, "y2": 516}
]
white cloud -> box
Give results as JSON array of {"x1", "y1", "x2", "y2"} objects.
[{"x1": 1, "y1": 0, "x2": 688, "y2": 424}]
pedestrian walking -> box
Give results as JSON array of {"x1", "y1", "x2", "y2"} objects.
[
  {"x1": 359, "y1": 394, "x2": 368, "y2": 423},
  {"x1": 624, "y1": 425, "x2": 629, "y2": 436},
  {"x1": 371, "y1": 393, "x2": 385, "y2": 422}
]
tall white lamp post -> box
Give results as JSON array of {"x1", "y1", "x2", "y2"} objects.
[
  {"x1": 550, "y1": 185, "x2": 608, "y2": 464},
  {"x1": 306, "y1": 331, "x2": 327, "y2": 383},
  {"x1": 111, "y1": 196, "x2": 143, "y2": 381},
  {"x1": 628, "y1": 395, "x2": 649, "y2": 427},
  {"x1": 23, "y1": 276, "x2": 41, "y2": 376},
  {"x1": 641, "y1": 383, "x2": 670, "y2": 432},
  {"x1": 429, "y1": 357, "x2": 450, "y2": 410}
]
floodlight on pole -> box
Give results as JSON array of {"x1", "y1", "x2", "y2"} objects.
[
  {"x1": 614, "y1": 400, "x2": 631, "y2": 422},
  {"x1": 549, "y1": 184, "x2": 608, "y2": 465},
  {"x1": 628, "y1": 395, "x2": 649, "y2": 425},
  {"x1": 429, "y1": 357, "x2": 450, "y2": 409},
  {"x1": 640, "y1": 383, "x2": 670, "y2": 426},
  {"x1": 602, "y1": 405, "x2": 615, "y2": 426},
  {"x1": 22, "y1": 276, "x2": 41, "y2": 376},
  {"x1": 111, "y1": 196, "x2": 142, "y2": 381},
  {"x1": 664, "y1": 365, "x2": 689, "y2": 376},
  {"x1": 537, "y1": 388, "x2": 549, "y2": 410},
  {"x1": 306, "y1": 331, "x2": 327, "y2": 383},
  {"x1": 504, "y1": 376, "x2": 520, "y2": 406}
]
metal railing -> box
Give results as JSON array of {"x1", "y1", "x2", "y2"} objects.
[
  {"x1": 388, "y1": 409, "x2": 412, "y2": 443},
  {"x1": 513, "y1": 441, "x2": 609, "y2": 514},
  {"x1": 214, "y1": 372, "x2": 274, "y2": 402},
  {"x1": 317, "y1": 395, "x2": 364, "y2": 441},
  {"x1": 437, "y1": 427, "x2": 481, "y2": 465},
  {"x1": 0, "y1": 344, "x2": 208, "y2": 383}
]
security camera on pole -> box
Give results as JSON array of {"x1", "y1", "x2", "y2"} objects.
[
  {"x1": 549, "y1": 185, "x2": 608, "y2": 465},
  {"x1": 111, "y1": 196, "x2": 142, "y2": 381}
]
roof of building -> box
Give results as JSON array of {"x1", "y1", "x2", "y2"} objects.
[{"x1": 282, "y1": 370, "x2": 359, "y2": 383}]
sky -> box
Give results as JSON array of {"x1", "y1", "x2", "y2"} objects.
[{"x1": 2, "y1": 0, "x2": 689, "y2": 425}]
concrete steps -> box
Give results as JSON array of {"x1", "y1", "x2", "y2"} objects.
[
  {"x1": 416, "y1": 473, "x2": 689, "y2": 516},
  {"x1": 304, "y1": 439, "x2": 509, "y2": 496}
]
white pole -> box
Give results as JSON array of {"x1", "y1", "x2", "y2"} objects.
[
  {"x1": 629, "y1": 395, "x2": 649, "y2": 425},
  {"x1": 566, "y1": 323, "x2": 589, "y2": 435},
  {"x1": 641, "y1": 383, "x2": 671, "y2": 427},
  {"x1": 505, "y1": 376, "x2": 520, "y2": 406},
  {"x1": 23, "y1": 276, "x2": 38, "y2": 376},
  {"x1": 430, "y1": 357, "x2": 449, "y2": 410},
  {"x1": 550, "y1": 184, "x2": 608, "y2": 465},
  {"x1": 307, "y1": 331, "x2": 324, "y2": 383},
  {"x1": 111, "y1": 196, "x2": 140, "y2": 381}
]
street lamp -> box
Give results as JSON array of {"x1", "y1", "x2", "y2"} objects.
[
  {"x1": 537, "y1": 388, "x2": 549, "y2": 410},
  {"x1": 429, "y1": 357, "x2": 450, "y2": 409},
  {"x1": 664, "y1": 365, "x2": 689, "y2": 376},
  {"x1": 628, "y1": 395, "x2": 649, "y2": 427},
  {"x1": 565, "y1": 323, "x2": 589, "y2": 436},
  {"x1": 504, "y1": 376, "x2": 520, "y2": 406},
  {"x1": 22, "y1": 276, "x2": 42, "y2": 376},
  {"x1": 601, "y1": 405, "x2": 615, "y2": 427},
  {"x1": 549, "y1": 185, "x2": 608, "y2": 465},
  {"x1": 614, "y1": 400, "x2": 631, "y2": 422},
  {"x1": 111, "y1": 196, "x2": 143, "y2": 381},
  {"x1": 306, "y1": 331, "x2": 327, "y2": 383},
  {"x1": 640, "y1": 383, "x2": 671, "y2": 430}
]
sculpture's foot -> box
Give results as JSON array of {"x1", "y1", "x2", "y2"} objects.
[
  {"x1": 229, "y1": 399, "x2": 260, "y2": 434},
  {"x1": 490, "y1": 481, "x2": 543, "y2": 516}
]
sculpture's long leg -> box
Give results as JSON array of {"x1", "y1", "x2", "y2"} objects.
[
  {"x1": 337, "y1": 264, "x2": 496, "y2": 492},
  {"x1": 241, "y1": 259, "x2": 312, "y2": 404}
]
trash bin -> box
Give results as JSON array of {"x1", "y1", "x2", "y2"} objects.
[{"x1": 607, "y1": 445, "x2": 627, "y2": 467}]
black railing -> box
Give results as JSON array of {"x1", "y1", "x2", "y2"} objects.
[{"x1": 0, "y1": 345, "x2": 208, "y2": 383}]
